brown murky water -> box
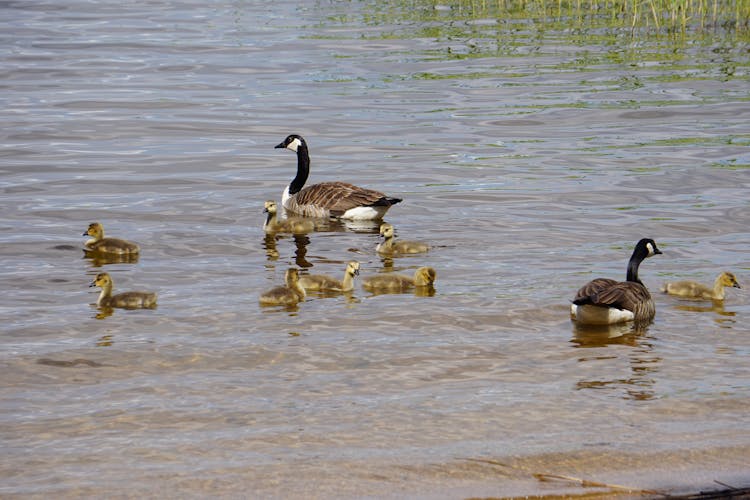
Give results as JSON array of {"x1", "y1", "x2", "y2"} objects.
[{"x1": 2, "y1": 1, "x2": 749, "y2": 497}]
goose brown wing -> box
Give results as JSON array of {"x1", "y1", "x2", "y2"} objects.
[
  {"x1": 573, "y1": 278, "x2": 618, "y2": 304},
  {"x1": 296, "y1": 182, "x2": 394, "y2": 216},
  {"x1": 587, "y1": 281, "x2": 651, "y2": 310}
]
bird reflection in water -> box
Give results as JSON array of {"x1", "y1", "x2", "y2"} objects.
[
  {"x1": 674, "y1": 300, "x2": 737, "y2": 327},
  {"x1": 571, "y1": 322, "x2": 661, "y2": 401},
  {"x1": 83, "y1": 250, "x2": 139, "y2": 267},
  {"x1": 262, "y1": 233, "x2": 312, "y2": 268}
]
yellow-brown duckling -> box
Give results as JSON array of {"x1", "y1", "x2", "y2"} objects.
[
  {"x1": 375, "y1": 223, "x2": 429, "y2": 255},
  {"x1": 259, "y1": 268, "x2": 306, "y2": 306},
  {"x1": 89, "y1": 272, "x2": 157, "y2": 309},
  {"x1": 299, "y1": 261, "x2": 360, "y2": 292},
  {"x1": 661, "y1": 271, "x2": 741, "y2": 301},
  {"x1": 263, "y1": 200, "x2": 315, "y2": 234},
  {"x1": 362, "y1": 266, "x2": 436, "y2": 292},
  {"x1": 83, "y1": 222, "x2": 140, "y2": 255}
]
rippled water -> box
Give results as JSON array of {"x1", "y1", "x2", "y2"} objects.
[{"x1": 2, "y1": 1, "x2": 750, "y2": 497}]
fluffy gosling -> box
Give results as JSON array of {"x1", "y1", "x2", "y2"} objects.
[
  {"x1": 83, "y1": 222, "x2": 140, "y2": 254},
  {"x1": 299, "y1": 261, "x2": 360, "y2": 292},
  {"x1": 661, "y1": 271, "x2": 741, "y2": 301},
  {"x1": 361, "y1": 266, "x2": 436, "y2": 292},
  {"x1": 259, "y1": 268, "x2": 306, "y2": 306},
  {"x1": 375, "y1": 223, "x2": 429, "y2": 255},
  {"x1": 90, "y1": 272, "x2": 156, "y2": 309},
  {"x1": 263, "y1": 200, "x2": 315, "y2": 234}
]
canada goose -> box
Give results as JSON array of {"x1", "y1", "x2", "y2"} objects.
[
  {"x1": 571, "y1": 238, "x2": 662, "y2": 325},
  {"x1": 376, "y1": 223, "x2": 429, "y2": 255},
  {"x1": 263, "y1": 200, "x2": 315, "y2": 234},
  {"x1": 661, "y1": 271, "x2": 741, "y2": 301},
  {"x1": 89, "y1": 272, "x2": 157, "y2": 309},
  {"x1": 83, "y1": 222, "x2": 140, "y2": 254},
  {"x1": 259, "y1": 268, "x2": 306, "y2": 306},
  {"x1": 299, "y1": 261, "x2": 360, "y2": 292},
  {"x1": 274, "y1": 134, "x2": 402, "y2": 220},
  {"x1": 362, "y1": 266, "x2": 437, "y2": 292}
]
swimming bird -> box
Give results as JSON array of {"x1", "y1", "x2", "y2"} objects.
[
  {"x1": 299, "y1": 261, "x2": 360, "y2": 292},
  {"x1": 274, "y1": 134, "x2": 402, "y2": 220},
  {"x1": 361, "y1": 266, "x2": 436, "y2": 292},
  {"x1": 259, "y1": 268, "x2": 306, "y2": 306},
  {"x1": 376, "y1": 223, "x2": 429, "y2": 255},
  {"x1": 83, "y1": 222, "x2": 140, "y2": 254},
  {"x1": 263, "y1": 200, "x2": 315, "y2": 234},
  {"x1": 661, "y1": 271, "x2": 741, "y2": 301},
  {"x1": 571, "y1": 238, "x2": 662, "y2": 325},
  {"x1": 89, "y1": 272, "x2": 157, "y2": 309}
]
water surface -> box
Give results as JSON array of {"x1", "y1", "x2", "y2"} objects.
[{"x1": 1, "y1": 1, "x2": 749, "y2": 497}]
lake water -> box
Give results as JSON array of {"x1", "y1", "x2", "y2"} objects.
[{"x1": 2, "y1": 1, "x2": 749, "y2": 497}]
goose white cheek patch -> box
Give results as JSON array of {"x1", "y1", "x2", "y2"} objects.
[{"x1": 287, "y1": 137, "x2": 302, "y2": 152}]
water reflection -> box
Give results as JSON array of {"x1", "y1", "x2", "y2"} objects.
[
  {"x1": 364, "y1": 284, "x2": 436, "y2": 297},
  {"x1": 674, "y1": 301, "x2": 737, "y2": 328},
  {"x1": 571, "y1": 323, "x2": 661, "y2": 401},
  {"x1": 571, "y1": 322, "x2": 644, "y2": 347},
  {"x1": 262, "y1": 233, "x2": 313, "y2": 268},
  {"x1": 83, "y1": 250, "x2": 140, "y2": 267}
]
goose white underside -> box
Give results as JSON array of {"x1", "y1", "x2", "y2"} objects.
[
  {"x1": 282, "y1": 185, "x2": 390, "y2": 220},
  {"x1": 570, "y1": 304, "x2": 635, "y2": 325}
]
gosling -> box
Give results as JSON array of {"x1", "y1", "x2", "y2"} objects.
[
  {"x1": 263, "y1": 200, "x2": 315, "y2": 234},
  {"x1": 299, "y1": 261, "x2": 360, "y2": 292},
  {"x1": 362, "y1": 266, "x2": 436, "y2": 292},
  {"x1": 376, "y1": 223, "x2": 429, "y2": 255},
  {"x1": 661, "y1": 271, "x2": 741, "y2": 301},
  {"x1": 259, "y1": 268, "x2": 306, "y2": 306},
  {"x1": 83, "y1": 222, "x2": 140, "y2": 254},
  {"x1": 89, "y1": 272, "x2": 157, "y2": 309}
]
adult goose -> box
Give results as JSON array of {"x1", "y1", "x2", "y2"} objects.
[
  {"x1": 89, "y1": 272, "x2": 157, "y2": 309},
  {"x1": 661, "y1": 271, "x2": 741, "y2": 301},
  {"x1": 274, "y1": 134, "x2": 402, "y2": 220},
  {"x1": 571, "y1": 238, "x2": 662, "y2": 325}
]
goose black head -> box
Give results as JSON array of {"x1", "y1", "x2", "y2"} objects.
[
  {"x1": 636, "y1": 238, "x2": 662, "y2": 258},
  {"x1": 275, "y1": 134, "x2": 305, "y2": 152}
]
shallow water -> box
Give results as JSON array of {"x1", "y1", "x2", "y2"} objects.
[{"x1": 2, "y1": 1, "x2": 750, "y2": 497}]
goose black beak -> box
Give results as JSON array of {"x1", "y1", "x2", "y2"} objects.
[
  {"x1": 89, "y1": 281, "x2": 96, "y2": 287},
  {"x1": 734, "y1": 283, "x2": 742, "y2": 289},
  {"x1": 274, "y1": 142, "x2": 285, "y2": 149},
  {"x1": 82, "y1": 231, "x2": 88, "y2": 236}
]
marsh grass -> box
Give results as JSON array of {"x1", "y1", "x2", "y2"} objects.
[{"x1": 363, "y1": 0, "x2": 750, "y2": 36}]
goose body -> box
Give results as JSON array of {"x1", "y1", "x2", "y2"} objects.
[
  {"x1": 299, "y1": 261, "x2": 360, "y2": 292},
  {"x1": 275, "y1": 134, "x2": 402, "y2": 220},
  {"x1": 571, "y1": 238, "x2": 662, "y2": 325},
  {"x1": 263, "y1": 200, "x2": 315, "y2": 234},
  {"x1": 362, "y1": 266, "x2": 436, "y2": 292},
  {"x1": 83, "y1": 222, "x2": 140, "y2": 254},
  {"x1": 661, "y1": 271, "x2": 741, "y2": 301},
  {"x1": 259, "y1": 268, "x2": 306, "y2": 306},
  {"x1": 376, "y1": 223, "x2": 429, "y2": 255},
  {"x1": 90, "y1": 272, "x2": 156, "y2": 309}
]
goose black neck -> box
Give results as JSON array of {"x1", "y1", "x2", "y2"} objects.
[
  {"x1": 289, "y1": 143, "x2": 310, "y2": 195},
  {"x1": 626, "y1": 251, "x2": 645, "y2": 284}
]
